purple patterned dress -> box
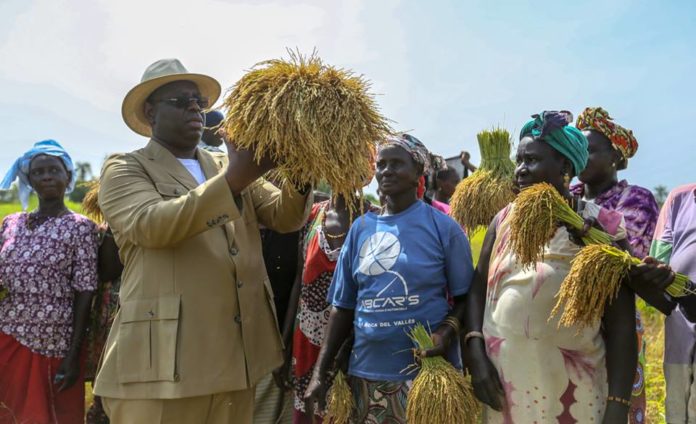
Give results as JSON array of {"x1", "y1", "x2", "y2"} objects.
[
  {"x1": 0, "y1": 212, "x2": 99, "y2": 357},
  {"x1": 572, "y1": 180, "x2": 659, "y2": 424}
]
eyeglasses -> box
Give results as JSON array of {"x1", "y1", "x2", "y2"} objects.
[{"x1": 157, "y1": 96, "x2": 209, "y2": 109}]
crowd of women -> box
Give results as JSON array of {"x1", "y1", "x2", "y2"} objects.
[{"x1": 0, "y1": 105, "x2": 694, "y2": 424}]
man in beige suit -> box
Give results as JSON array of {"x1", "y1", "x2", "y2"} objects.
[{"x1": 93, "y1": 58, "x2": 312, "y2": 423}]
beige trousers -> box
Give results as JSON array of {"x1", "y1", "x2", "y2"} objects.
[{"x1": 102, "y1": 388, "x2": 255, "y2": 424}]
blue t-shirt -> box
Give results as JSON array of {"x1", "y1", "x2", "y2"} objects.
[{"x1": 328, "y1": 201, "x2": 474, "y2": 381}]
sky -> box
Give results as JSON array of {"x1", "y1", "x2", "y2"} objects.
[{"x1": 0, "y1": 0, "x2": 695, "y2": 195}]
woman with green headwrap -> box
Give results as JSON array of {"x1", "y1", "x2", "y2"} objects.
[{"x1": 463, "y1": 111, "x2": 637, "y2": 423}]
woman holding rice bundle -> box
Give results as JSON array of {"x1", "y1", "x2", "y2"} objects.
[
  {"x1": 464, "y1": 111, "x2": 637, "y2": 423},
  {"x1": 571, "y1": 106, "x2": 659, "y2": 424},
  {"x1": 303, "y1": 133, "x2": 475, "y2": 423}
]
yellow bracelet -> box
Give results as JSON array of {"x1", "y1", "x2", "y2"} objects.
[
  {"x1": 607, "y1": 396, "x2": 631, "y2": 407},
  {"x1": 441, "y1": 316, "x2": 461, "y2": 334}
]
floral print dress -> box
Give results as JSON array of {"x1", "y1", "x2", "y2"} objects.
[
  {"x1": 0, "y1": 212, "x2": 98, "y2": 357},
  {"x1": 482, "y1": 203, "x2": 626, "y2": 423}
]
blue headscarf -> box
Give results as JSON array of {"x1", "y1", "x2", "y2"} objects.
[
  {"x1": 0, "y1": 140, "x2": 76, "y2": 210},
  {"x1": 519, "y1": 111, "x2": 589, "y2": 176}
]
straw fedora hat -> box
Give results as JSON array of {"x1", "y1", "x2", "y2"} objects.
[{"x1": 122, "y1": 58, "x2": 221, "y2": 137}]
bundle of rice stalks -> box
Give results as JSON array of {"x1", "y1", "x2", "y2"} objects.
[
  {"x1": 222, "y1": 51, "x2": 390, "y2": 215},
  {"x1": 450, "y1": 128, "x2": 516, "y2": 231},
  {"x1": 552, "y1": 244, "x2": 695, "y2": 328},
  {"x1": 551, "y1": 244, "x2": 628, "y2": 328},
  {"x1": 509, "y1": 183, "x2": 612, "y2": 267},
  {"x1": 405, "y1": 324, "x2": 479, "y2": 424},
  {"x1": 326, "y1": 370, "x2": 353, "y2": 424},
  {"x1": 81, "y1": 181, "x2": 103, "y2": 224},
  {"x1": 478, "y1": 128, "x2": 516, "y2": 175}
]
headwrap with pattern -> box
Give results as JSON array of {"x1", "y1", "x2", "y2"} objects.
[
  {"x1": 576, "y1": 107, "x2": 638, "y2": 160},
  {"x1": 380, "y1": 133, "x2": 444, "y2": 176},
  {"x1": 520, "y1": 111, "x2": 589, "y2": 176}
]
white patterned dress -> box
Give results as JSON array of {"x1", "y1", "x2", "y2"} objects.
[{"x1": 482, "y1": 203, "x2": 626, "y2": 423}]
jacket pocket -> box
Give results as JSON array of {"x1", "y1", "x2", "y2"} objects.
[
  {"x1": 155, "y1": 182, "x2": 187, "y2": 198},
  {"x1": 116, "y1": 295, "x2": 181, "y2": 383}
]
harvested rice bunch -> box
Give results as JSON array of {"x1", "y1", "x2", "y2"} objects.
[
  {"x1": 222, "y1": 51, "x2": 390, "y2": 215},
  {"x1": 406, "y1": 324, "x2": 480, "y2": 424},
  {"x1": 450, "y1": 170, "x2": 515, "y2": 232},
  {"x1": 551, "y1": 244, "x2": 628, "y2": 328},
  {"x1": 450, "y1": 128, "x2": 516, "y2": 230},
  {"x1": 509, "y1": 183, "x2": 612, "y2": 267},
  {"x1": 81, "y1": 181, "x2": 103, "y2": 223},
  {"x1": 552, "y1": 244, "x2": 695, "y2": 328},
  {"x1": 478, "y1": 128, "x2": 516, "y2": 175},
  {"x1": 326, "y1": 370, "x2": 353, "y2": 424}
]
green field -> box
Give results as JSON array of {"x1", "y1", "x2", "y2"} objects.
[
  {"x1": 0, "y1": 198, "x2": 84, "y2": 217},
  {"x1": 640, "y1": 300, "x2": 667, "y2": 423}
]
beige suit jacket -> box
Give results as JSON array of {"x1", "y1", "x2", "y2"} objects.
[{"x1": 93, "y1": 140, "x2": 311, "y2": 399}]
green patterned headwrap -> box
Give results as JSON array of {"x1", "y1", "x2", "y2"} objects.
[{"x1": 519, "y1": 111, "x2": 589, "y2": 176}]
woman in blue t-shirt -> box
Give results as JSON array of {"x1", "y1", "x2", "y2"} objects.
[{"x1": 303, "y1": 133, "x2": 475, "y2": 423}]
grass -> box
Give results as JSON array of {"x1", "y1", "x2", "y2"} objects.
[
  {"x1": 0, "y1": 197, "x2": 83, "y2": 216},
  {"x1": 639, "y1": 299, "x2": 666, "y2": 423}
]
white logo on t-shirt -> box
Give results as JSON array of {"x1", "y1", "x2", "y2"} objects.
[
  {"x1": 358, "y1": 232, "x2": 401, "y2": 276},
  {"x1": 357, "y1": 232, "x2": 419, "y2": 313}
]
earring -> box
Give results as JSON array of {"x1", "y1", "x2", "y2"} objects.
[
  {"x1": 563, "y1": 173, "x2": 570, "y2": 187},
  {"x1": 611, "y1": 162, "x2": 616, "y2": 168}
]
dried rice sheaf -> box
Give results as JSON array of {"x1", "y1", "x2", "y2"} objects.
[
  {"x1": 81, "y1": 180, "x2": 103, "y2": 223},
  {"x1": 551, "y1": 244, "x2": 628, "y2": 328},
  {"x1": 326, "y1": 370, "x2": 353, "y2": 424},
  {"x1": 508, "y1": 183, "x2": 560, "y2": 267},
  {"x1": 221, "y1": 51, "x2": 390, "y2": 215},
  {"x1": 509, "y1": 183, "x2": 612, "y2": 268},
  {"x1": 450, "y1": 128, "x2": 515, "y2": 231},
  {"x1": 552, "y1": 244, "x2": 696, "y2": 328},
  {"x1": 405, "y1": 324, "x2": 480, "y2": 424}
]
